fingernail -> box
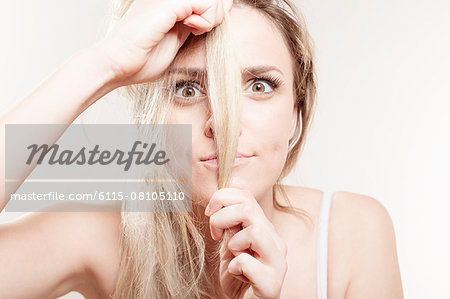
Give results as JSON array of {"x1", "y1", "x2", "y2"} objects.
[{"x1": 205, "y1": 204, "x2": 210, "y2": 216}]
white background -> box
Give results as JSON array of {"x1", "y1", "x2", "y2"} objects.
[{"x1": 1, "y1": 0, "x2": 449, "y2": 298}]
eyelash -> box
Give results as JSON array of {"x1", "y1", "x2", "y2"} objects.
[
  {"x1": 251, "y1": 74, "x2": 283, "y2": 91},
  {"x1": 174, "y1": 80, "x2": 205, "y2": 99},
  {"x1": 173, "y1": 74, "x2": 283, "y2": 102}
]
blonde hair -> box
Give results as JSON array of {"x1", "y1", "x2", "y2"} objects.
[{"x1": 109, "y1": 0, "x2": 316, "y2": 298}]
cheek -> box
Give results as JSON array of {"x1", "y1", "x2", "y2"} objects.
[
  {"x1": 166, "y1": 105, "x2": 209, "y2": 144},
  {"x1": 167, "y1": 104, "x2": 205, "y2": 124},
  {"x1": 245, "y1": 101, "x2": 292, "y2": 155},
  {"x1": 241, "y1": 100, "x2": 293, "y2": 188},
  {"x1": 264, "y1": 126, "x2": 290, "y2": 175}
]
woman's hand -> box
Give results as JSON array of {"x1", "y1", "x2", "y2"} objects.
[
  {"x1": 205, "y1": 188, "x2": 289, "y2": 299},
  {"x1": 93, "y1": 0, "x2": 233, "y2": 87}
]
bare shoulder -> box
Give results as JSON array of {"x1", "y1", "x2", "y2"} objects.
[
  {"x1": 279, "y1": 184, "x2": 397, "y2": 235},
  {"x1": 332, "y1": 191, "x2": 404, "y2": 298},
  {"x1": 0, "y1": 203, "x2": 121, "y2": 299},
  {"x1": 280, "y1": 185, "x2": 403, "y2": 298}
]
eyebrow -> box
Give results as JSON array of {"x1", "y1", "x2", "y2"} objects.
[{"x1": 168, "y1": 65, "x2": 284, "y2": 78}]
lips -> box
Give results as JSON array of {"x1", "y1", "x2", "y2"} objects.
[
  {"x1": 200, "y1": 152, "x2": 252, "y2": 161},
  {"x1": 200, "y1": 152, "x2": 255, "y2": 168}
]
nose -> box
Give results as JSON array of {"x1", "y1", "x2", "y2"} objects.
[
  {"x1": 204, "y1": 117, "x2": 215, "y2": 138},
  {"x1": 203, "y1": 115, "x2": 242, "y2": 139}
]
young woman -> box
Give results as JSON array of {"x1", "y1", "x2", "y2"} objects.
[{"x1": 0, "y1": 0, "x2": 404, "y2": 298}]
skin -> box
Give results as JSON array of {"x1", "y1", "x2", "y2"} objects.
[
  {"x1": 166, "y1": 6, "x2": 297, "y2": 298},
  {"x1": 0, "y1": 1, "x2": 403, "y2": 298}
]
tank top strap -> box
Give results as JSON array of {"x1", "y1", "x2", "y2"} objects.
[{"x1": 317, "y1": 190, "x2": 333, "y2": 299}]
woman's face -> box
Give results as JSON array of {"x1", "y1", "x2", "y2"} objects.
[{"x1": 167, "y1": 6, "x2": 297, "y2": 205}]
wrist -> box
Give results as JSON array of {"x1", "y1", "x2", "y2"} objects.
[
  {"x1": 76, "y1": 43, "x2": 121, "y2": 91},
  {"x1": 69, "y1": 44, "x2": 122, "y2": 110}
]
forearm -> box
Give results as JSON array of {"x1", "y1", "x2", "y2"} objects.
[{"x1": 0, "y1": 44, "x2": 119, "y2": 212}]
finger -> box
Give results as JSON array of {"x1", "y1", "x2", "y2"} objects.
[
  {"x1": 189, "y1": 0, "x2": 221, "y2": 31},
  {"x1": 176, "y1": 22, "x2": 194, "y2": 45},
  {"x1": 227, "y1": 225, "x2": 285, "y2": 266},
  {"x1": 182, "y1": 0, "x2": 226, "y2": 36},
  {"x1": 223, "y1": 0, "x2": 233, "y2": 12},
  {"x1": 228, "y1": 252, "x2": 264, "y2": 281},
  {"x1": 228, "y1": 253, "x2": 281, "y2": 298},
  {"x1": 206, "y1": 188, "x2": 260, "y2": 217},
  {"x1": 209, "y1": 204, "x2": 261, "y2": 240},
  {"x1": 219, "y1": 225, "x2": 243, "y2": 262},
  {"x1": 183, "y1": 14, "x2": 213, "y2": 32},
  {"x1": 191, "y1": 29, "x2": 203, "y2": 36},
  {"x1": 215, "y1": 0, "x2": 224, "y2": 27}
]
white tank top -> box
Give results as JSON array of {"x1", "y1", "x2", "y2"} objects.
[{"x1": 317, "y1": 190, "x2": 333, "y2": 299}]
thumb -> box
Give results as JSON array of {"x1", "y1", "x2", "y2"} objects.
[
  {"x1": 176, "y1": 22, "x2": 194, "y2": 46},
  {"x1": 154, "y1": 21, "x2": 193, "y2": 62}
]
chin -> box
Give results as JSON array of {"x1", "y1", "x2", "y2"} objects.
[{"x1": 227, "y1": 175, "x2": 252, "y2": 191}]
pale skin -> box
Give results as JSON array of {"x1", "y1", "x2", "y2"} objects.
[{"x1": 0, "y1": 0, "x2": 404, "y2": 298}]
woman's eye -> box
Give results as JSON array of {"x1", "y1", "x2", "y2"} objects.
[
  {"x1": 174, "y1": 82, "x2": 205, "y2": 100},
  {"x1": 246, "y1": 80, "x2": 274, "y2": 94}
]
